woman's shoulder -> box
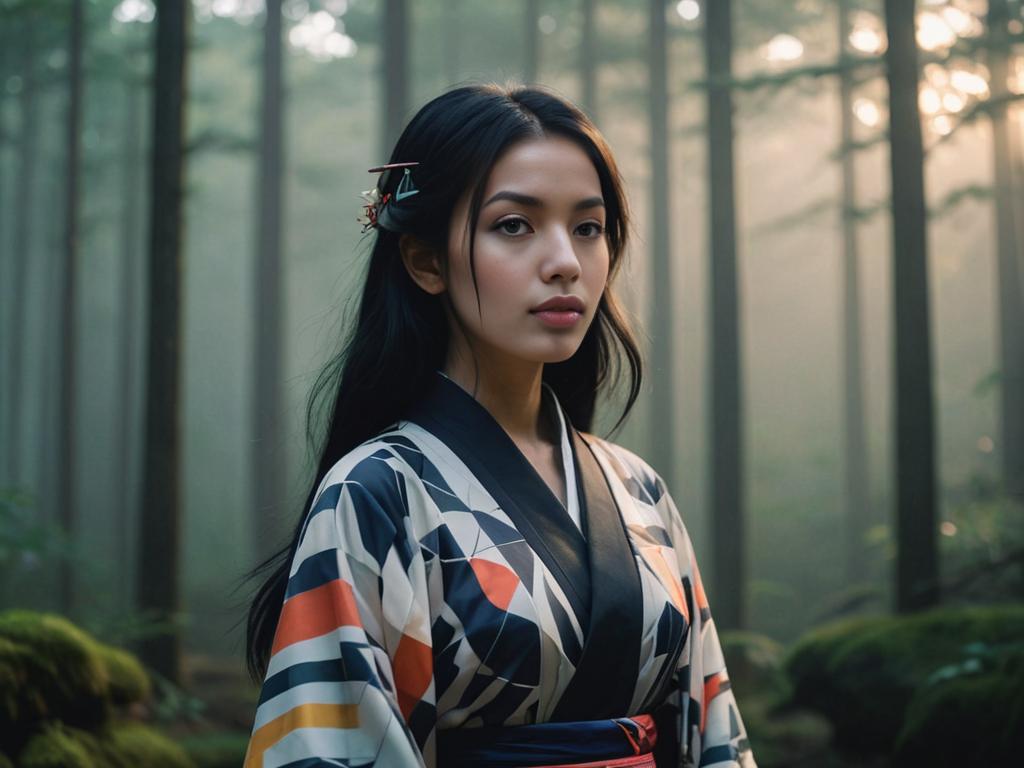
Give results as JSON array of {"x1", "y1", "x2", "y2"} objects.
[
  {"x1": 313, "y1": 422, "x2": 426, "y2": 503},
  {"x1": 576, "y1": 431, "x2": 669, "y2": 507}
]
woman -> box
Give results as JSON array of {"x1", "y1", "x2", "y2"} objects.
[{"x1": 242, "y1": 83, "x2": 756, "y2": 768}]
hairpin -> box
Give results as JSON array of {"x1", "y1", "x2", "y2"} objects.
[{"x1": 358, "y1": 161, "x2": 420, "y2": 232}]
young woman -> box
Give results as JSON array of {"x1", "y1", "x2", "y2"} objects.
[{"x1": 242, "y1": 83, "x2": 756, "y2": 768}]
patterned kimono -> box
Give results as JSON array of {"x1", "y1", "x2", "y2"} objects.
[{"x1": 243, "y1": 370, "x2": 756, "y2": 768}]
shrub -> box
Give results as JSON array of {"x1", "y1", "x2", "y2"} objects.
[{"x1": 784, "y1": 604, "x2": 1024, "y2": 755}]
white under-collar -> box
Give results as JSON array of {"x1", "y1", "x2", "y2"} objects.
[
  {"x1": 541, "y1": 381, "x2": 581, "y2": 532},
  {"x1": 435, "y1": 370, "x2": 582, "y2": 532}
]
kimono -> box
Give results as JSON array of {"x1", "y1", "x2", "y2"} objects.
[{"x1": 243, "y1": 370, "x2": 756, "y2": 768}]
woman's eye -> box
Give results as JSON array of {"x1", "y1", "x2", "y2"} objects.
[
  {"x1": 497, "y1": 217, "x2": 529, "y2": 236},
  {"x1": 492, "y1": 217, "x2": 605, "y2": 238}
]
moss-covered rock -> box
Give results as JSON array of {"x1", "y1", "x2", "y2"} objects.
[
  {"x1": 0, "y1": 635, "x2": 39, "y2": 734},
  {"x1": 16, "y1": 721, "x2": 196, "y2": 768},
  {"x1": 179, "y1": 731, "x2": 252, "y2": 768},
  {"x1": 107, "y1": 722, "x2": 196, "y2": 768},
  {"x1": 784, "y1": 604, "x2": 1024, "y2": 755},
  {"x1": 17, "y1": 722, "x2": 95, "y2": 768},
  {"x1": 96, "y1": 644, "x2": 151, "y2": 707},
  {"x1": 0, "y1": 611, "x2": 111, "y2": 732},
  {"x1": 893, "y1": 647, "x2": 1024, "y2": 765}
]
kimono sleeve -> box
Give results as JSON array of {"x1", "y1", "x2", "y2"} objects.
[
  {"x1": 647, "y1": 470, "x2": 757, "y2": 768},
  {"x1": 243, "y1": 452, "x2": 436, "y2": 768}
]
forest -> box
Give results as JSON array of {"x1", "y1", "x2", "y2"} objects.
[{"x1": 0, "y1": 0, "x2": 1022, "y2": 766}]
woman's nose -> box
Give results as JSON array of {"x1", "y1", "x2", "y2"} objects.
[{"x1": 542, "y1": 228, "x2": 582, "y2": 281}]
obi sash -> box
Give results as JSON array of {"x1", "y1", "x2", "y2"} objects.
[{"x1": 435, "y1": 713, "x2": 658, "y2": 768}]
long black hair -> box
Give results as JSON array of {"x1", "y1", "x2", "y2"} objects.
[{"x1": 243, "y1": 81, "x2": 644, "y2": 683}]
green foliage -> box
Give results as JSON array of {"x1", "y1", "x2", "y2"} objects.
[
  {"x1": 720, "y1": 631, "x2": 834, "y2": 768},
  {"x1": 16, "y1": 721, "x2": 195, "y2": 768},
  {"x1": 784, "y1": 605, "x2": 1024, "y2": 756},
  {"x1": 0, "y1": 635, "x2": 35, "y2": 731},
  {"x1": 720, "y1": 630, "x2": 787, "y2": 701},
  {"x1": 894, "y1": 646, "x2": 1024, "y2": 765},
  {"x1": 94, "y1": 644, "x2": 151, "y2": 708},
  {"x1": 17, "y1": 722, "x2": 93, "y2": 768},
  {"x1": 105, "y1": 722, "x2": 196, "y2": 768},
  {"x1": 0, "y1": 610, "x2": 208, "y2": 766},
  {"x1": 149, "y1": 669, "x2": 208, "y2": 724},
  {"x1": 0, "y1": 611, "x2": 111, "y2": 736},
  {"x1": 0, "y1": 489, "x2": 75, "y2": 608},
  {"x1": 178, "y1": 731, "x2": 251, "y2": 768}
]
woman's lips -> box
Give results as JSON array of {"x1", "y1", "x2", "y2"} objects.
[{"x1": 531, "y1": 309, "x2": 582, "y2": 328}]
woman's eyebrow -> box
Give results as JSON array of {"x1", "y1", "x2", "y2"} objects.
[{"x1": 482, "y1": 190, "x2": 605, "y2": 211}]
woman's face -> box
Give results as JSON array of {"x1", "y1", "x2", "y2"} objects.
[{"x1": 444, "y1": 135, "x2": 610, "y2": 367}]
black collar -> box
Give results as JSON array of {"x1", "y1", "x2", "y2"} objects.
[{"x1": 403, "y1": 371, "x2": 644, "y2": 718}]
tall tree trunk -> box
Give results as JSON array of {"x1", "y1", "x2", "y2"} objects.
[
  {"x1": 382, "y1": 0, "x2": 409, "y2": 158},
  {"x1": 838, "y1": 0, "x2": 870, "y2": 583},
  {"x1": 138, "y1": 0, "x2": 188, "y2": 685},
  {"x1": 579, "y1": 0, "x2": 597, "y2": 123},
  {"x1": 117, "y1": 58, "x2": 144, "y2": 613},
  {"x1": 0, "y1": 30, "x2": 9, "y2": 465},
  {"x1": 57, "y1": 0, "x2": 85, "y2": 617},
  {"x1": 648, "y1": 0, "x2": 677, "y2": 508},
  {"x1": 987, "y1": 0, "x2": 1024, "y2": 501},
  {"x1": 883, "y1": 0, "x2": 939, "y2": 613},
  {"x1": 252, "y1": 0, "x2": 286, "y2": 565},
  {"x1": 7, "y1": 15, "x2": 37, "y2": 486},
  {"x1": 441, "y1": 0, "x2": 461, "y2": 88},
  {"x1": 524, "y1": 0, "x2": 539, "y2": 85},
  {"x1": 705, "y1": 0, "x2": 746, "y2": 630}
]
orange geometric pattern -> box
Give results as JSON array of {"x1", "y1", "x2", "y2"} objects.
[{"x1": 271, "y1": 578, "x2": 361, "y2": 655}]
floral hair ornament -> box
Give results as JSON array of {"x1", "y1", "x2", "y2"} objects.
[{"x1": 358, "y1": 161, "x2": 420, "y2": 232}]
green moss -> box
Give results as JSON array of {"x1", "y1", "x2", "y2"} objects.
[
  {"x1": 0, "y1": 635, "x2": 36, "y2": 733},
  {"x1": 0, "y1": 751, "x2": 13, "y2": 768},
  {"x1": 784, "y1": 604, "x2": 1024, "y2": 754},
  {"x1": 17, "y1": 722, "x2": 95, "y2": 768},
  {"x1": 96, "y1": 644, "x2": 151, "y2": 706},
  {"x1": 17, "y1": 722, "x2": 196, "y2": 768},
  {"x1": 108, "y1": 723, "x2": 196, "y2": 768},
  {"x1": 0, "y1": 611, "x2": 111, "y2": 731},
  {"x1": 179, "y1": 731, "x2": 251, "y2": 768},
  {"x1": 894, "y1": 649, "x2": 1024, "y2": 766}
]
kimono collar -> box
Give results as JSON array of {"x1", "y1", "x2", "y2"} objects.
[{"x1": 403, "y1": 370, "x2": 645, "y2": 718}]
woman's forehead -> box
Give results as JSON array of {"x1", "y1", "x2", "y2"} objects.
[{"x1": 483, "y1": 137, "x2": 602, "y2": 203}]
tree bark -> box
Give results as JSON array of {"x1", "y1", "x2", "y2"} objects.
[
  {"x1": 117, "y1": 55, "x2": 145, "y2": 614},
  {"x1": 138, "y1": 0, "x2": 188, "y2": 685},
  {"x1": 580, "y1": 0, "x2": 597, "y2": 123},
  {"x1": 441, "y1": 0, "x2": 462, "y2": 88},
  {"x1": 986, "y1": 0, "x2": 1024, "y2": 501},
  {"x1": 648, "y1": 0, "x2": 678, "y2": 519},
  {"x1": 57, "y1": 0, "x2": 85, "y2": 616},
  {"x1": 6, "y1": 15, "x2": 37, "y2": 486},
  {"x1": 382, "y1": 0, "x2": 409, "y2": 158},
  {"x1": 705, "y1": 0, "x2": 746, "y2": 630},
  {"x1": 524, "y1": 0, "x2": 539, "y2": 85},
  {"x1": 252, "y1": 0, "x2": 287, "y2": 565},
  {"x1": 883, "y1": 0, "x2": 939, "y2": 613},
  {"x1": 837, "y1": 0, "x2": 870, "y2": 584}
]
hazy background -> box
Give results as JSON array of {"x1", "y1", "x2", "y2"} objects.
[{"x1": 1, "y1": 0, "x2": 1021, "y2": 723}]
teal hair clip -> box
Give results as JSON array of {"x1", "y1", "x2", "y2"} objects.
[{"x1": 358, "y1": 161, "x2": 420, "y2": 231}]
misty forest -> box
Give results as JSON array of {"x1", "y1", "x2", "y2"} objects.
[{"x1": 1, "y1": 0, "x2": 1022, "y2": 766}]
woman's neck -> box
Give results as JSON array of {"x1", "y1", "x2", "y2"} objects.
[{"x1": 441, "y1": 348, "x2": 555, "y2": 449}]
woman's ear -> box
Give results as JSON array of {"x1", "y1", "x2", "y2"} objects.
[{"x1": 400, "y1": 234, "x2": 446, "y2": 295}]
